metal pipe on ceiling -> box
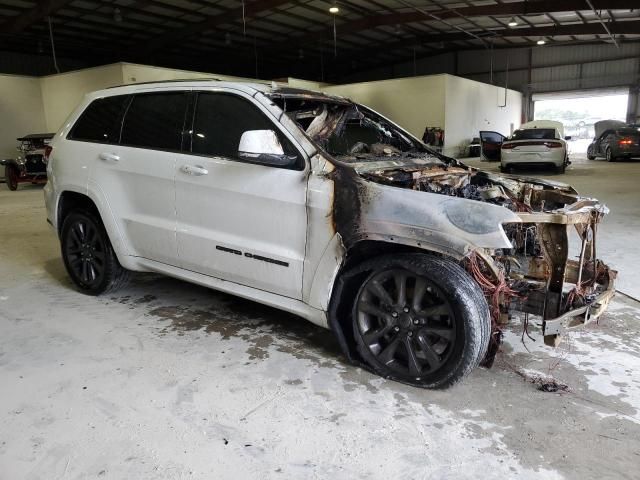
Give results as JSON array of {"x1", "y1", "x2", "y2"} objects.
[
  {"x1": 584, "y1": 0, "x2": 619, "y2": 48},
  {"x1": 394, "y1": 0, "x2": 489, "y2": 48}
]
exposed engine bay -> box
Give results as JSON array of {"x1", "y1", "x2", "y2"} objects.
[{"x1": 272, "y1": 92, "x2": 616, "y2": 358}]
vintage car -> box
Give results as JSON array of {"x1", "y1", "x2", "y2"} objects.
[{"x1": 1, "y1": 133, "x2": 54, "y2": 190}]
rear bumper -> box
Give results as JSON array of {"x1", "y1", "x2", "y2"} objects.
[
  {"x1": 502, "y1": 150, "x2": 565, "y2": 167},
  {"x1": 615, "y1": 147, "x2": 640, "y2": 157}
]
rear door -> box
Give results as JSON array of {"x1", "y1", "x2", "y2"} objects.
[
  {"x1": 479, "y1": 131, "x2": 505, "y2": 161},
  {"x1": 88, "y1": 90, "x2": 190, "y2": 265},
  {"x1": 175, "y1": 90, "x2": 308, "y2": 299}
]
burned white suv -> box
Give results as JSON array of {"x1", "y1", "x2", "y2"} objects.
[{"x1": 44, "y1": 81, "x2": 615, "y2": 388}]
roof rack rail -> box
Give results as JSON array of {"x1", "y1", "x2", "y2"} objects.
[{"x1": 106, "y1": 78, "x2": 221, "y2": 89}]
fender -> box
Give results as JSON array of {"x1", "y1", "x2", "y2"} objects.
[{"x1": 85, "y1": 179, "x2": 142, "y2": 271}]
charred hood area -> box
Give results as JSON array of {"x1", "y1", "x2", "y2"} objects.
[{"x1": 351, "y1": 155, "x2": 579, "y2": 214}]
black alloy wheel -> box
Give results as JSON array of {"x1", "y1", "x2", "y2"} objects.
[
  {"x1": 350, "y1": 254, "x2": 490, "y2": 388},
  {"x1": 61, "y1": 211, "x2": 129, "y2": 294},
  {"x1": 356, "y1": 269, "x2": 456, "y2": 377}
]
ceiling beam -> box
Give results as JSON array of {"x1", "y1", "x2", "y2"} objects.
[
  {"x1": 132, "y1": 0, "x2": 293, "y2": 56},
  {"x1": 1, "y1": 0, "x2": 75, "y2": 34},
  {"x1": 345, "y1": 19, "x2": 640, "y2": 51},
  {"x1": 320, "y1": 21, "x2": 640, "y2": 77},
  {"x1": 273, "y1": 0, "x2": 639, "y2": 49}
]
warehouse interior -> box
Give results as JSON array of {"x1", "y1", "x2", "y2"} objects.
[{"x1": 1, "y1": 1, "x2": 640, "y2": 479}]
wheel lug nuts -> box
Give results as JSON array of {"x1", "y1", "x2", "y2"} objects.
[
  {"x1": 413, "y1": 319, "x2": 419, "y2": 325},
  {"x1": 403, "y1": 307, "x2": 409, "y2": 313},
  {"x1": 394, "y1": 326, "x2": 400, "y2": 332},
  {"x1": 391, "y1": 312, "x2": 398, "y2": 318},
  {"x1": 408, "y1": 331, "x2": 413, "y2": 337}
]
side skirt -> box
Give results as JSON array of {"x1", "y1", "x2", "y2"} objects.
[{"x1": 134, "y1": 257, "x2": 329, "y2": 329}]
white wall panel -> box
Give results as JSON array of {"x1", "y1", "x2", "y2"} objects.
[
  {"x1": 0, "y1": 74, "x2": 47, "y2": 159},
  {"x1": 323, "y1": 74, "x2": 448, "y2": 140}
]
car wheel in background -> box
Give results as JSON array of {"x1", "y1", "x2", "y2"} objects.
[
  {"x1": 606, "y1": 147, "x2": 616, "y2": 162},
  {"x1": 61, "y1": 210, "x2": 130, "y2": 295},
  {"x1": 351, "y1": 254, "x2": 490, "y2": 389},
  {"x1": 5, "y1": 165, "x2": 18, "y2": 191}
]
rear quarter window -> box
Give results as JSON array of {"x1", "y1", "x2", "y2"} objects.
[{"x1": 68, "y1": 95, "x2": 130, "y2": 143}]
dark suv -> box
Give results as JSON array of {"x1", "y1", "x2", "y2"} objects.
[{"x1": 587, "y1": 127, "x2": 640, "y2": 161}]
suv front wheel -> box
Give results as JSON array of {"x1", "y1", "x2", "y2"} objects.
[
  {"x1": 61, "y1": 211, "x2": 130, "y2": 295},
  {"x1": 351, "y1": 254, "x2": 490, "y2": 389}
]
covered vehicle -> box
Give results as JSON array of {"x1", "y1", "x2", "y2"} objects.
[
  {"x1": 481, "y1": 120, "x2": 570, "y2": 173},
  {"x1": 1, "y1": 133, "x2": 54, "y2": 190},
  {"x1": 587, "y1": 120, "x2": 640, "y2": 161}
]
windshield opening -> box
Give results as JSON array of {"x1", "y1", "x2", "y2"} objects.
[
  {"x1": 509, "y1": 128, "x2": 558, "y2": 140},
  {"x1": 272, "y1": 97, "x2": 427, "y2": 159}
]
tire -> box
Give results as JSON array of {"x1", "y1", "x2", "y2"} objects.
[
  {"x1": 556, "y1": 163, "x2": 566, "y2": 174},
  {"x1": 606, "y1": 147, "x2": 616, "y2": 162},
  {"x1": 587, "y1": 153, "x2": 595, "y2": 160},
  {"x1": 60, "y1": 210, "x2": 130, "y2": 295},
  {"x1": 350, "y1": 254, "x2": 490, "y2": 389},
  {"x1": 5, "y1": 165, "x2": 18, "y2": 191}
]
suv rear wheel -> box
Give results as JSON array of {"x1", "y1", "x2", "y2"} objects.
[
  {"x1": 351, "y1": 254, "x2": 490, "y2": 389},
  {"x1": 61, "y1": 211, "x2": 129, "y2": 295}
]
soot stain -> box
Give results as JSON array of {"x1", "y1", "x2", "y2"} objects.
[{"x1": 147, "y1": 295, "x2": 343, "y2": 369}]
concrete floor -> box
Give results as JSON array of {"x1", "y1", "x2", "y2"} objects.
[{"x1": 1, "y1": 155, "x2": 639, "y2": 479}]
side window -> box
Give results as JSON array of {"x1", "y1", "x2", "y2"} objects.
[
  {"x1": 121, "y1": 92, "x2": 189, "y2": 151},
  {"x1": 68, "y1": 95, "x2": 129, "y2": 143},
  {"x1": 191, "y1": 92, "x2": 302, "y2": 169}
]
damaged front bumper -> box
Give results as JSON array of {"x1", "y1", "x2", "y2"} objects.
[
  {"x1": 477, "y1": 199, "x2": 617, "y2": 346},
  {"x1": 513, "y1": 257, "x2": 616, "y2": 344}
]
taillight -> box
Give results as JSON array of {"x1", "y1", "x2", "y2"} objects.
[
  {"x1": 502, "y1": 143, "x2": 515, "y2": 149},
  {"x1": 44, "y1": 145, "x2": 53, "y2": 164},
  {"x1": 543, "y1": 141, "x2": 563, "y2": 148},
  {"x1": 619, "y1": 138, "x2": 633, "y2": 145}
]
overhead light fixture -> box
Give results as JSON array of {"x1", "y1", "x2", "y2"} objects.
[
  {"x1": 329, "y1": 5, "x2": 339, "y2": 14},
  {"x1": 537, "y1": 38, "x2": 546, "y2": 45},
  {"x1": 508, "y1": 17, "x2": 518, "y2": 27}
]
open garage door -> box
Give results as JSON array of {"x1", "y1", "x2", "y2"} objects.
[{"x1": 533, "y1": 88, "x2": 629, "y2": 154}]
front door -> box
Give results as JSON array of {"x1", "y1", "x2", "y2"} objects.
[
  {"x1": 175, "y1": 91, "x2": 307, "y2": 299},
  {"x1": 479, "y1": 131, "x2": 506, "y2": 161}
]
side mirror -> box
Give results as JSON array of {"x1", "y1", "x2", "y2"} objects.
[
  {"x1": 238, "y1": 130, "x2": 297, "y2": 167},
  {"x1": 564, "y1": 136, "x2": 572, "y2": 141}
]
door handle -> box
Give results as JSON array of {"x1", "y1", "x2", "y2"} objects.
[
  {"x1": 180, "y1": 164, "x2": 208, "y2": 176},
  {"x1": 99, "y1": 152, "x2": 120, "y2": 162}
]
